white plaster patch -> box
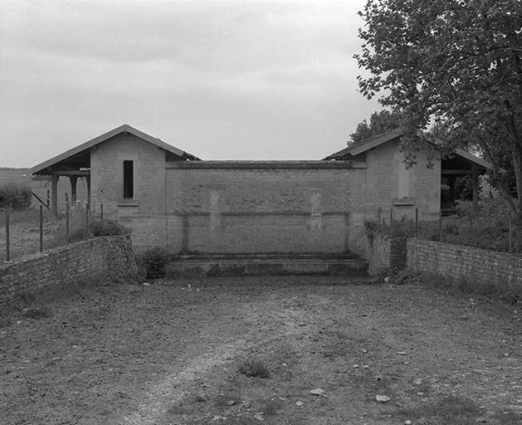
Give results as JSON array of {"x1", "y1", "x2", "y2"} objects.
[
  {"x1": 311, "y1": 192, "x2": 322, "y2": 231},
  {"x1": 210, "y1": 191, "x2": 220, "y2": 231}
]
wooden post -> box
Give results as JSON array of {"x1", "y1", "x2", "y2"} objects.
[
  {"x1": 470, "y1": 211, "x2": 474, "y2": 246},
  {"x1": 100, "y1": 204, "x2": 104, "y2": 227},
  {"x1": 39, "y1": 206, "x2": 44, "y2": 252},
  {"x1": 86, "y1": 175, "x2": 91, "y2": 207},
  {"x1": 389, "y1": 207, "x2": 393, "y2": 225},
  {"x1": 85, "y1": 203, "x2": 90, "y2": 237},
  {"x1": 377, "y1": 207, "x2": 381, "y2": 224},
  {"x1": 439, "y1": 211, "x2": 443, "y2": 242},
  {"x1": 509, "y1": 216, "x2": 513, "y2": 253},
  {"x1": 5, "y1": 209, "x2": 10, "y2": 261},
  {"x1": 66, "y1": 202, "x2": 70, "y2": 243},
  {"x1": 51, "y1": 173, "x2": 59, "y2": 218},
  {"x1": 472, "y1": 167, "x2": 479, "y2": 215},
  {"x1": 415, "y1": 208, "x2": 419, "y2": 238},
  {"x1": 70, "y1": 176, "x2": 78, "y2": 202}
]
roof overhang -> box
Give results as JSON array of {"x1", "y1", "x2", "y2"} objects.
[
  {"x1": 31, "y1": 124, "x2": 201, "y2": 176},
  {"x1": 324, "y1": 129, "x2": 492, "y2": 172}
]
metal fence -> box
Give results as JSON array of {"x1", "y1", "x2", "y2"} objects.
[
  {"x1": 376, "y1": 205, "x2": 520, "y2": 254},
  {"x1": 1, "y1": 202, "x2": 105, "y2": 262}
]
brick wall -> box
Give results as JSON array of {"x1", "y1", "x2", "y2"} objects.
[
  {"x1": 407, "y1": 238, "x2": 522, "y2": 289},
  {"x1": 165, "y1": 161, "x2": 367, "y2": 255},
  {"x1": 0, "y1": 235, "x2": 138, "y2": 304},
  {"x1": 367, "y1": 234, "x2": 407, "y2": 276},
  {"x1": 90, "y1": 133, "x2": 167, "y2": 251},
  {"x1": 365, "y1": 140, "x2": 441, "y2": 221}
]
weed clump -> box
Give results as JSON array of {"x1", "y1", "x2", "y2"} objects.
[
  {"x1": 21, "y1": 306, "x2": 53, "y2": 319},
  {"x1": 136, "y1": 246, "x2": 170, "y2": 279},
  {"x1": 238, "y1": 358, "x2": 270, "y2": 379}
]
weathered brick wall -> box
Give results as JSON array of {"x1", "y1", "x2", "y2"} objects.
[
  {"x1": 407, "y1": 238, "x2": 522, "y2": 289},
  {"x1": 90, "y1": 133, "x2": 167, "y2": 250},
  {"x1": 367, "y1": 234, "x2": 407, "y2": 276},
  {"x1": 365, "y1": 140, "x2": 441, "y2": 221},
  {"x1": 165, "y1": 162, "x2": 367, "y2": 255},
  {"x1": 0, "y1": 235, "x2": 138, "y2": 304}
]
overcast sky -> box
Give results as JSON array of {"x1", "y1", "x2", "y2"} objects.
[{"x1": 0, "y1": 0, "x2": 380, "y2": 167}]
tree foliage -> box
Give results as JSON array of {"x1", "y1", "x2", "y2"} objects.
[
  {"x1": 356, "y1": 0, "x2": 522, "y2": 223},
  {"x1": 0, "y1": 183, "x2": 32, "y2": 210},
  {"x1": 349, "y1": 109, "x2": 405, "y2": 144}
]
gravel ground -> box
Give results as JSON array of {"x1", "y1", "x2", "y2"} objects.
[{"x1": 1, "y1": 276, "x2": 521, "y2": 425}]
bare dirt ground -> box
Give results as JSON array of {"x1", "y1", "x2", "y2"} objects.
[{"x1": 1, "y1": 276, "x2": 522, "y2": 425}]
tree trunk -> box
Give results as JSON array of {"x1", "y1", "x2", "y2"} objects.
[{"x1": 512, "y1": 142, "x2": 522, "y2": 226}]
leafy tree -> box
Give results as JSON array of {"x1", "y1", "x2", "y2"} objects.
[
  {"x1": 0, "y1": 183, "x2": 32, "y2": 210},
  {"x1": 349, "y1": 108, "x2": 405, "y2": 144},
  {"x1": 355, "y1": 0, "x2": 522, "y2": 223}
]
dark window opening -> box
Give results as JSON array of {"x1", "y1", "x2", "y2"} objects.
[{"x1": 123, "y1": 160, "x2": 134, "y2": 199}]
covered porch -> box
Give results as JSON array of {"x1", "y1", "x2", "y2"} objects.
[
  {"x1": 441, "y1": 150, "x2": 492, "y2": 215},
  {"x1": 31, "y1": 148, "x2": 91, "y2": 217}
]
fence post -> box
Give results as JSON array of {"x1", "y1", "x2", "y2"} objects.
[
  {"x1": 389, "y1": 207, "x2": 393, "y2": 225},
  {"x1": 377, "y1": 207, "x2": 381, "y2": 225},
  {"x1": 66, "y1": 202, "x2": 70, "y2": 243},
  {"x1": 5, "y1": 209, "x2": 10, "y2": 261},
  {"x1": 509, "y1": 216, "x2": 513, "y2": 253},
  {"x1": 469, "y1": 211, "x2": 474, "y2": 246},
  {"x1": 39, "y1": 205, "x2": 44, "y2": 252},
  {"x1": 415, "y1": 208, "x2": 419, "y2": 238},
  {"x1": 86, "y1": 203, "x2": 90, "y2": 237},
  {"x1": 439, "y1": 210, "x2": 443, "y2": 242},
  {"x1": 100, "y1": 204, "x2": 104, "y2": 228}
]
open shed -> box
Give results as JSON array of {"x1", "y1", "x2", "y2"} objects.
[
  {"x1": 30, "y1": 124, "x2": 200, "y2": 217},
  {"x1": 324, "y1": 129, "x2": 492, "y2": 214}
]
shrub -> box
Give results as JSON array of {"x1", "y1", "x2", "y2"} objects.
[
  {"x1": 89, "y1": 219, "x2": 130, "y2": 237},
  {"x1": 0, "y1": 183, "x2": 32, "y2": 210},
  {"x1": 137, "y1": 247, "x2": 170, "y2": 279},
  {"x1": 238, "y1": 358, "x2": 270, "y2": 378},
  {"x1": 365, "y1": 200, "x2": 522, "y2": 253}
]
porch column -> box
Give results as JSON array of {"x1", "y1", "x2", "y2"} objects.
[
  {"x1": 472, "y1": 167, "x2": 479, "y2": 214},
  {"x1": 448, "y1": 175, "x2": 457, "y2": 204},
  {"x1": 69, "y1": 176, "x2": 78, "y2": 202},
  {"x1": 51, "y1": 173, "x2": 59, "y2": 218}
]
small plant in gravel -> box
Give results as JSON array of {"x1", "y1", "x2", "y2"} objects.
[
  {"x1": 21, "y1": 306, "x2": 53, "y2": 319},
  {"x1": 238, "y1": 358, "x2": 270, "y2": 379},
  {"x1": 259, "y1": 399, "x2": 281, "y2": 416}
]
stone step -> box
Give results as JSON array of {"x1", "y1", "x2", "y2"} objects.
[{"x1": 167, "y1": 254, "x2": 368, "y2": 277}]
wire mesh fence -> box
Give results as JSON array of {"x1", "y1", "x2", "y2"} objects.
[
  {"x1": 372, "y1": 202, "x2": 521, "y2": 254},
  {"x1": 1, "y1": 201, "x2": 106, "y2": 262}
]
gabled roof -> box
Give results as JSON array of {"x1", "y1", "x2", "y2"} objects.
[
  {"x1": 31, "y1": 124, "x2": 200, "y2": 175},
  {"x1": 323, "y1": 128, "x2": 403, "y2": 160},
  {"x1": 323, "y1": 128, "x2": 492, "y2": 170}
]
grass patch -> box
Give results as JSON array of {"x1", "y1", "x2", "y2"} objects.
[
  {"x1": 21, "y1": 306, "x2": 53, "y2": 319},
  {"x1": 259, "y1": 398, "x2": 281, "y2": 416},
  {"x1": 395, "y1": 396, "x2": 522, "y2": 425},
  {"x1": 393, "y1": 269, "x2": 522, "y2": 305},
  {"x1": 0, "y1": 277, "x2": 109, "y2": 327},
  {"x1": 237, "y1": 358, "x2": 270, "y2": 379},
  {"x1": 394, "y1": 395, "x2": 482, "y2": 424}
]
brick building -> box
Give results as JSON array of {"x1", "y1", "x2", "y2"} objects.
[{"x1": 30, "y1": 125, "x2": 490, "y2": 256}]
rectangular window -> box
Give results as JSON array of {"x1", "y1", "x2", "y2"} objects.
[{"x1": 123, "y1": 160, "x2": 134, "y2": 199}]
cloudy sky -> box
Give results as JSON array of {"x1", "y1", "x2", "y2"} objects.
[{"x1": 0, "y1": 0, "x2": 380, "y2": 167}]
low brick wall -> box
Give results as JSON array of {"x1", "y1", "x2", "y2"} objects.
[
  {"x1": 367, "y1": 234, "x2": 407, "y2": 276},
  {"x1": 0, "y1": 235, "x2": 139, "y2": 304},
  {"x1": 407, "y1": 238, "x2": 522, "y2": 289}
]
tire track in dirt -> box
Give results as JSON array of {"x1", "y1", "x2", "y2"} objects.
[{"x1": 117, "y1": 295, "x2": 310, "y2": 425}]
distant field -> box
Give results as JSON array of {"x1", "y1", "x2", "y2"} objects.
[{"x1": 0, "y1": 168, "x2": 88, "y2": 211}]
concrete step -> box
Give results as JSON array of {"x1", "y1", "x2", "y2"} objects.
[{"x1": 168, "y1": 254, "x2": 368, "y2": 277}]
